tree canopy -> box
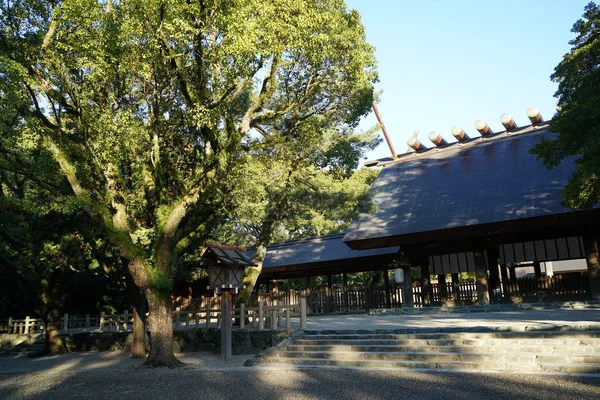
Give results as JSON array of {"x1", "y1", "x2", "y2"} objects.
[
  {"x1": 0, "y1": 0, "x2": 377, "y2": 365},
  {"x1": 531, "y1": 1, "x2": 600, "y2": 209}
]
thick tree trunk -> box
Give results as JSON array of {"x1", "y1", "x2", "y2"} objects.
[
  {"x1": 144, "y1": 290, "x2": 182, "y2": 367},
  {"x1": 44, "y1": 311, "x2": 67, "y2": 355},
  {"x1": 131, "y1": 306, "x2": 146, "y2": 358},
  {"x1": 126, "y1": 256, "x2": 180, "y2": 367},
  {"x1": 126, "y1": 272, "x2": 147, "y2": 358}
]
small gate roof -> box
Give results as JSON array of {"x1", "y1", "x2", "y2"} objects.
[{"x1": 201, "y1": 243, "x2": 256, "y2": 266}]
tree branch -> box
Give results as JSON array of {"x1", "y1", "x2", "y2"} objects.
[{"x1": 240, "y1": 55, "x2": 281, "y2": 134}]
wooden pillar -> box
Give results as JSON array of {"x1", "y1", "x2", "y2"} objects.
[
  {"x1": 326, "y1": 274, "x2": 333, "y2": 313},
  {"x1": 300, "y1": 297, "x2": 307, "y2": 329},
  {"x1": 383, "y1": 268, "x2": 391, "y2": 308},
  {"x1": 451, "y1": 273, "x2": 459, "y2": 301},
  {"x1": 508, "y1": 263, "x2": 517, "y2": 280},
  {"x1": 474, "y1": 251, "x2": 489, "y2": 305},
  {"x1": 221, "y1": 290, "x2": 232, "y2": 361},
  {"x1": 533, "y1": 261, "x2": 542, "y2": 278},
  {"x1": 438, "y1": 274, "x2": 447, "y2": 303},
  {"x1": 402, "y1": 266, "x2": 414, "y2": 308},
  {"x1": 487, "y1": 248, "x2": 500, "y2": 301},
  {"x1": 500, "y1": 263, "x2": 510, "y2": 296},
  {"x1": 583, "y1": 236, "x2": 600, "y2": 300},
  {"x1": 419, "y1": 257, "x2": 432, "y2": 306},
  {"x1": 305, "y1": 276, "x2": 311, "y2": 290},
  {"x1": 343, "y1": 272, "x2": 349, "y2": 311}
]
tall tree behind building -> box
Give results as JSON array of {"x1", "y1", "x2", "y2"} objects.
[{"x1": 531, "y1": 2, "x2": 600, "y2": 209}]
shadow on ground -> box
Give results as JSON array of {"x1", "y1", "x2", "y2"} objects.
[{"x1": 1, "y1": 351, "x2": 600, "y2": 400}]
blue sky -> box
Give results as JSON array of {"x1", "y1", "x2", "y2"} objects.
[{"x1": 346, "y1": 0, "x2": 592, "y2": 161}]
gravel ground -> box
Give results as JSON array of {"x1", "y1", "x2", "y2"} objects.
[
  {"x1": 2, "y1": 308, "x2": 600, "y2": 399},
  {"x1": 1, "y1": 352, "x2": 600, "y2": 400}
]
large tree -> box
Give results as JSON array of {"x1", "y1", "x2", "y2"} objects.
[
  {"x1": 1, "y1": 0, "x2": 376, "y2": 365},
  {"x1": 216, "y1": 122, "x2": 381, "y2": 307},
  {"x1": 531, "y1": 1, "x2": 600, "y2": 209}
]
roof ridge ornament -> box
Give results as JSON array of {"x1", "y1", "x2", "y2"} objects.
[
  {"x1": 475, "y1": 120, "x2": 493, "y2": 136},
  {"x1": 527, "y1": 107, "x2": 543, "y2": 125},
  {"x1": 500, "y1": 113, "x2": 518, "y2": 131},
  {"x1": 451, "y1": 126, "x2": 470, "y2": 142}
]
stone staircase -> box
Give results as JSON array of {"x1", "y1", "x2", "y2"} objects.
[{"x1": 248, "y1": 328, "x2": 600, "y2": 375}]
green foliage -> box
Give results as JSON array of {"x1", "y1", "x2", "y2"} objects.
[
  {"x1": 531, "y1": 1, "x2": 600, "y2": 209},
  {"x1": 1, "y1": 1, "x2": 377, "y2": 359}
]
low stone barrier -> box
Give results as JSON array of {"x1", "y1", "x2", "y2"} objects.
[{"x1": 62, "y1": 328, "x2": 291, "y2": 354}]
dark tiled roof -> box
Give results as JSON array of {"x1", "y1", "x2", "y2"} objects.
[
  {"x1": 250, "y1": 233, "x2": 399, "y2": 269},
  {"x1": 343, "y1": 124, "x2": 579, "y2": 246}
]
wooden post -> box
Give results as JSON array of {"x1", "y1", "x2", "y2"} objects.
[
  {"x1": 583, "y1": 236, "x2": 600, "y2": 300},
  {"x1": 123, "y1": 310, "x2": 129, "y2": 331},
  {"x1": 175, "y1": 311, "x2": 181, "y2": 331},
  {"x1": 205, "y1": 301, "x2": 211, "y2": 329},
  {"x1": 63, "y1": 313, "x2": 69, "y2": 331},
  {"x1": 419, "y1": 257, "x2": 432, "y2": 306},
  {"x1": 7, "y1": 317, "x2": 12, "y2": 334},
  {"x1": 438, "y1": 274, "x2": 447, "y2": 303},
  {"x1": 258, "y1": 300, "x2": 264, "y2": 330},
  {"x1": 24, "y1": 316, "x2": 30, "y2": 334},
  {"x1": 300, "y1": 297, "x2": 307, "y2": 329},
  {"x1": 487, "y1": 248, "x2": 501, "y2": 302},
  {"x1": 85, "y1": 314, "x2": 90, "y2": 327},
  {"x1": 533, "y1": 261, "x2": 542, "y2": 278},
  {"x1": 185, "y1": 313, "x2": 190, "y2": 331},
  {"x1": 500, "y1": 264, "x2": 510, "y2": 297},
  {"x1": 221, "y1": 290, "x2": 232, "y2": 361},
  {"x1": 100, "y1": 312, "x2": 105, "y2": 331},
  {"x1": 343, "y1": 272, "x2": 349, "y2": 311},
  {"x1": 474, "y1": 251, "x2": 490, "y2": 305},
  {"x1": 240, "y1": 303, "x2": 245, "y2": 329},
  {"x1": 402, "y1": 266, "x2": 414, "y2": 307},
  {"x1": 508, "y1": 263, "x2": 517, "y2": 280},
  {"x1": 383, "y1": 268, "x2": 391, "y2": 308},
  {"x1": 271, "y1": 309, "x2": 277, "y2": 330},
  {"x1": 286, "y1": 308, "x2": 291, "y2": 330},
  {"x1": 451, "y1": 273, "x2": 460, "y2": 300}
]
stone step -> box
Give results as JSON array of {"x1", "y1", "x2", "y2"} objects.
[
  {"x1": 284, "y1": 344, "x2": 600, "y2": 355},
  {"x1": 274, "y1": 350, "x2": 600, "y2": 364},
  {"x1": 273, "y1": 350, "x2": 539, "y2": 363},
  {"x1": 293, "y1": 338, "x2": 600, "y2": 347},
  {"x1": 259, "y1": 357, "x2": 600, "y2": 374},
  {"x1": 302, "y1": 331, "x2": 600, "y2": 340}
]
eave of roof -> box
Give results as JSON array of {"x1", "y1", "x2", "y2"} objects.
[{"x1": 250, "y1": 233, "x2": 400, "y2": 270}]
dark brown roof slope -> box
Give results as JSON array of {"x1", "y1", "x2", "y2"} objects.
[{"x1": 343, "y1": 124, "x2": 598, "y2": 250}]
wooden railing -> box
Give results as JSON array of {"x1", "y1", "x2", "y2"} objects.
[
  {"x1": 0, "y1": 317, "x2": 45, "y2": 335},
  {"x1": 502, "y1": 273, "x2": 589, "y2": 299},
  {"x1": 173, "y1": 299, "x2": 307, "y2": 331}
]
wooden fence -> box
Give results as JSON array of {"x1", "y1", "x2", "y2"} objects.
[
  {"x1": 231, "y1": 274, "x2": 589, "y2": 314},
  {"x1": 1, "y1": 298, "x2": 308, "y2": 335},
  {"x1": 502, "y1": 273, "x2": 589, "y2": 299},
  {"x1": 1, "y1": 273, "x2": 588, "y2": 334},
  {"x1": 173, "y1": 299, "x2": 306, "y2": 331}
]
